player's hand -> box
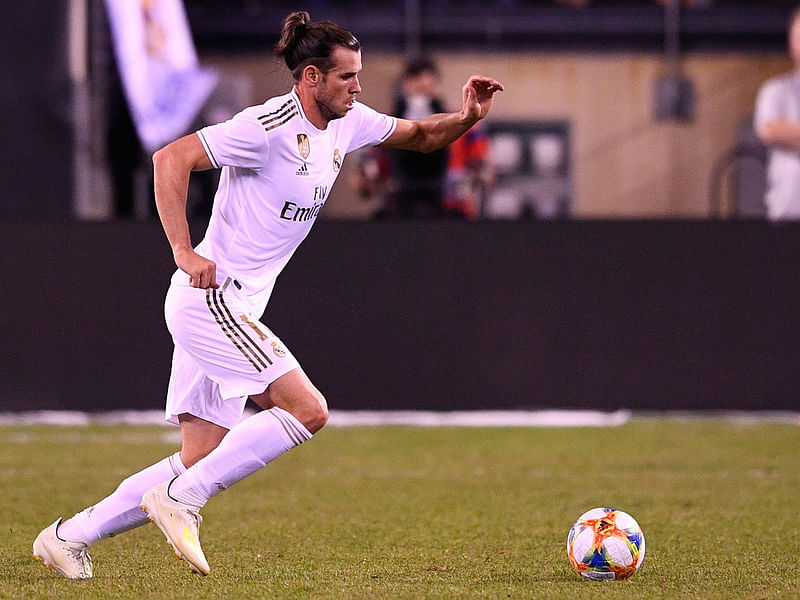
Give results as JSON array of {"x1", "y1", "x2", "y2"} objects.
[
  {"x1": 461, "y1": 76, "x2": 504, "y2": 122},
  {"x1": 174, "y1": 247, "x2": 219, "y2": 289}
]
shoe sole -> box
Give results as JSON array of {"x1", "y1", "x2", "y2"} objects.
[
  {"x1": 33, "y1": 553, "x2": 58, "y2": 578},
  {"x1": 140, "y1": 504, "x2": 208, "y2": 576},
  {"x1": 32, "y1": 550, "x2": 91, "y2": 580},
  {"x1": 32, "y1": 553, "x2": 53, "y2": 572}
]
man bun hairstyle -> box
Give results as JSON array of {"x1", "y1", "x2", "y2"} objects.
[{"x1": 275, "y1": 11, "x2": 360, "y2": 81}]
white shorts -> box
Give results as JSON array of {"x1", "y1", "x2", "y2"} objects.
[{"x1": 164, "y1": 277, "x2": 300, "y2": 430}]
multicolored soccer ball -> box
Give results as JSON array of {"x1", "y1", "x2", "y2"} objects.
[{"x1": 566, "y1": 507, "x2": 645, "y2": 580}]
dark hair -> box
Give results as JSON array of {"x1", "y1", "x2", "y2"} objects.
[
  {"x1": 403, "y1": 57, "x2": 440, "y2": 79},
  {"x1": 275, "y1": 11, "x2": 360, "y2": 81}
]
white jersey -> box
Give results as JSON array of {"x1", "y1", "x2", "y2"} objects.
[{"x1": 175, "y1": 88, "x2": 397, "y2": 312}]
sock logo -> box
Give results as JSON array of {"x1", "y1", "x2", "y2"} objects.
[{"x1": 215, "y1": 482, "x2": 227, "y2": 492}]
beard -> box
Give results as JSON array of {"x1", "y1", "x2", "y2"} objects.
[
  {"x1": 315, "y1": 97, "x2": 346, "y2": 122},
  {"x1": 316, "y1": 98, "x2": 344, "y2": 122},
  {"x1": 315, "y1": 86, "x2": 350, "y2": 122}
]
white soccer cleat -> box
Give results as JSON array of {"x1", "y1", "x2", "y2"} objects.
[
  {"x1": 140, "y1": 481, "x2": 210, "y2": 575},
  {"x1": 32, "y1": 518, "x2": 94, "y2": 579}
]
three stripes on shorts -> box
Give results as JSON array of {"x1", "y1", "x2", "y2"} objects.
[{"x1": 205, "y1": 289, "x2": 273, "y2": 373}]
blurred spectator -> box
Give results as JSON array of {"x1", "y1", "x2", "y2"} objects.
[
  {"x1": 350, "y1": 147, "x2": 392, "y2": 213},
  {"x1": 351, "y1": 58, "x2": 494, "y2": 220},
  {"x1": 444, "y1": 125, "x2": 494, "y2": 220},
  {"x1": 754, "y1": 7, "x2": 800, "y2": 220},
  {"x1": 385, "y1": 57, "x2": 451, "y2": 219}
]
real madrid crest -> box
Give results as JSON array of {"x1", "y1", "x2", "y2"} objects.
[
  {"x1": 271, "y1": 341, "x2": 287, "y2": 358},
  {"x1": 297, "y1": 134, "x2": 310, "y2": 160},
  {"x1": 333, "y1": 148, "x2": 342, "y2": 172}
]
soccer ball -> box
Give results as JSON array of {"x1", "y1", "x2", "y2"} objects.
[{"x1": 566, "y1": 507, "x2": 645, "y2": 580}]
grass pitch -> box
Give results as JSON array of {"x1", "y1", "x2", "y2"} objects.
[{"x1": 0, "y1": 419, "x2": 797, "y2": 599}]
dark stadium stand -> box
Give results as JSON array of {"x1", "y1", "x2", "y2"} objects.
[{"x1": 183, "y1": 0, "x2": 796, "y2": 52}]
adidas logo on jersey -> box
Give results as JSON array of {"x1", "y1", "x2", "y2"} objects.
[{"x1": 295, "y1": 163, "x2": 309, "y2": 176}]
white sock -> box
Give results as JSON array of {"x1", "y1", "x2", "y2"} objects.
[
  {"x1": 169, "y1": 407, "x2": 311, "y2": 507},
  {"x1": 58, "y1": 452, "x2": 186, "y2": 545}
]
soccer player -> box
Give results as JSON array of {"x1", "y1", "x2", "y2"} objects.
[{"x1": 32, "y1": 11, "x2": 503, "y2": 578}]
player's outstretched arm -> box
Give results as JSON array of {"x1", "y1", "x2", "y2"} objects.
[
  {"x1": 380, "y1": 75, "x2": 504, "y2": 153},
  {"x1": 153, "y1": 134, "x2": 219, "y2": 289}
]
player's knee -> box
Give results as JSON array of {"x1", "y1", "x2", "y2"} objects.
[
  {"x1": 271, "y1": 386, "x2": 327, "y2": 433},
  {"x1": 263, "y1": 372, "x2": 329, "y2": 433},
  {"x1": 292, "y1": 388, "x2": 328, "y2": 433},
  {"x1": 305, "y1": 389, "x2": 329, "y2": 433}
]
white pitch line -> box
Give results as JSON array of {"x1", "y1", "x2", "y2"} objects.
[
  {"x1": 0, "y1": 409, "x2": 796, "y2": 428},
  {"x1": 326, "y1": 409, "x2": 633, "y2": 428},
  {"x1": 0, "y1": 409, "x2": 633, "y2": 427}
]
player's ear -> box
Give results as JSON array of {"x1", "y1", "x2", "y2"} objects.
[{"x1": 302, "y1": 65, "x2": 321, "y2": 87}]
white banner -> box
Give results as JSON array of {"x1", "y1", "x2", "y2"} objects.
[{"x1": 103, "y1": 0, "x2": 217, "y2": 153}]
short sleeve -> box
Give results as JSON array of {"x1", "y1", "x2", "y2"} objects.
[
  {"x1": 754, "y1": 78, "x2": 784, "y2": 131},
  {"x1": 197, "y1": 110, "x2": 269, "y2": 170},
  {"x1": 345, "y1": 102, "x2": 397, "y2": 153}
]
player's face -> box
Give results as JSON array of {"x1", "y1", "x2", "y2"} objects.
[{"x1": 315, "y1": 47, "x2": 362, "y2": 122}]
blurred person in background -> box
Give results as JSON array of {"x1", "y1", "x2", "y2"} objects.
[
  {"x1": 350, "y1": 145, "x2": 392, "y2": 214},
  {"x1": 754, "y1": 6, "x2": 800, "y2": 221},
  {"x1": 385, "y1": 57, "x2": 451, "y2": 218},
  {"x1": 443, "y1": 124, "x2": 494, "y2": 220},
  {"x1": 32, "y1": 10, "x2": 503, "y2": 579},
  {"x1": 356, "y1": 57, "x2": 491, "y2": 219}
]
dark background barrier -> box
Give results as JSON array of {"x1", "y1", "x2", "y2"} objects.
[
  {"x1": 0, "y1": 1, "x2": 73, "y2": 220},
  {"x1": 1, "y1": 221, "x2": 798, "y2": 412}
]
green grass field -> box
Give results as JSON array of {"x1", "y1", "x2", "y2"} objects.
[{"x1": 0, "y1": 419, "x2": 797, "y2": 599}]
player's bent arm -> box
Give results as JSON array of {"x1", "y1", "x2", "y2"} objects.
[
  {"x1": 757, "y1": 120, "x2": 800, "y2": 151},
  {"x1": 153, "y1": 133, "x2": 219, "y2": 289},
  {"x1": 381, "y1": 113, "x2": 475, "y2": 154},
  {"x1": 380, "y1": 75, "x2": 504, "y2": 153}
]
